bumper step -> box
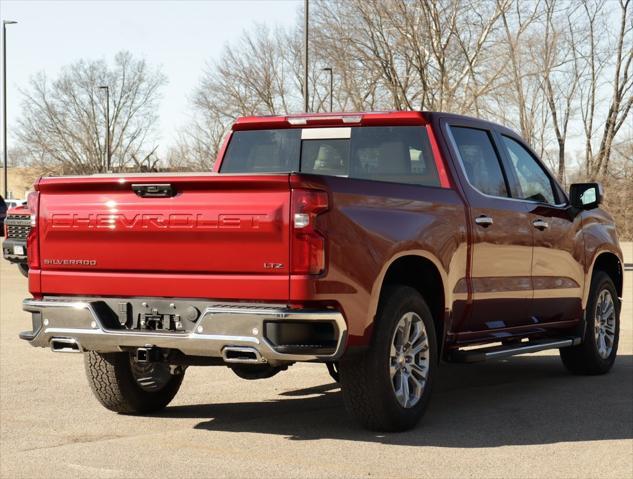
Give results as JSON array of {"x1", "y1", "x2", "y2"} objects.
[{"x1": 20, "y1": 298, "x2": 347, "y2": 364}]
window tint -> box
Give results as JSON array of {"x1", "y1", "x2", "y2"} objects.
[
  {"x1": 502, "y1": 136, "x2": 556, "y2": 204},
  {"x1": 301, "y1": 139, "x2": 350, "y2": 176},
  {"x1": 450, "y1": 127, "x2": 508, "y2": 197},
  {"x1": 220, "y1": 129, "x2": 301, "y2": 173},
  {"x1": 221, "y1": 126, "x2": 441, "y2": 187},
  {"x1": 350, "y1": 126, "x2": 440, "y2": 186}
]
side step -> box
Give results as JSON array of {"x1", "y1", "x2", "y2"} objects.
[{"x1": 448, "y1": 337, "x2": 582, "y2": 363}]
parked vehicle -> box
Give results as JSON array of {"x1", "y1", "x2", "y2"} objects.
[
  {"x1": 0, "y1": 196, "x2": 6, "y2": 237},
  {"x1": 19, "y1": 111, "x2": 623, "y2": 431},
  {"x1": 2, "y1": 203, "x2": 30, "y2": 277},
  {"x1": 4, "y1": 198, "x2": 23, "y2": 210}
]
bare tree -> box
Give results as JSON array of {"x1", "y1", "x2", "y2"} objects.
[
  {"x1": 137, "y1": 0, "x2": 633, "y2": 236},
  {"x1": 17, "y1": 51, "x2": 166, "y2": 174},
  {"x1": 166, "y1": 111, "x2": 228, "y2": 171},
  {"x1": 311, "y1": 0, "x2": 512, "y2": 113},
  {"x1": 590, "y1": 0, "x2": 633, "y2": 177},
  {"x1": 187, "y1": 0, "x2": 632, "y2": 183},
  {"x1": 536, "y1": 0, "x2": 583, "y2": 182}
]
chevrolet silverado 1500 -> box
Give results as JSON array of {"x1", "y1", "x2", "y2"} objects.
[{"x1": 19, "y1": 111, "x2": 623, "y2": 431}]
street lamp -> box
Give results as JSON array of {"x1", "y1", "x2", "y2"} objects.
[
  {"x1": 2, "y1": 20, "x2": 17, "y2": 199},
  {"x1": 98, "y1": 85, "x2": 110, "y2": 172},
  {"x1": 322, "y1": 67, "x2": 333, "y2": 113}
]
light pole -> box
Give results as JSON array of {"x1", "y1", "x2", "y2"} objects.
[
  {"x1": 303, "y1": 0, "x2": 309, "y2": 113},
  {"x1": 2, "y1": 20, "x2": 17, "y2": 199},
  {"x1": 98, "y1": 85, "x2": 110, "y2": 172},
  {"x1": 322, "y1": 67, "x2": 333, "y2": 112}
]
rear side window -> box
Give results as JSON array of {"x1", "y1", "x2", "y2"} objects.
[
  {"x1": 450, "y1": 126, "x2": 508, "y2": 197},
  {"x1": 220, "y1": 126, "x2": 441, "y2": 187},
  {"x1": 350, "y1": 126, "x2": 439, "y2": 186}
]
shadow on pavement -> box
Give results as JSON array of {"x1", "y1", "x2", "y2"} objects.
[{"x1": 156, "y1": 354, "x2": 633, "y2": 446}]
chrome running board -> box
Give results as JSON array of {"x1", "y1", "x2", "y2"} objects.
[{"x1": 448, "y1": 337, "x2": 582, "y2": 363}]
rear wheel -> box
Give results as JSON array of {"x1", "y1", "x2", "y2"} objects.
[
  {"x1": 560, "y1": 271, "x2": 620, "y2": 375},
  {"x1": 339, "y1": 285, "x2": 437, "y2": 431},
  {"x1": 84, "y1": 351, "x2": 185, "y2": 414}
]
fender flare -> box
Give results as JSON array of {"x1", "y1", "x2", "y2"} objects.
[
  {"x1": 582, "y1": 248, "x2": 624, "y2": 310},
  {"x1": 367, "y1": 249, "x2": 450, "y2": 327}
]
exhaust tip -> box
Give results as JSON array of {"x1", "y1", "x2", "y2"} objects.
[
  {"x1": 50, "y1": 338, "x2": 81, "y2": 353},
  {"x1": 222, "y1": 346, "x2": 264, "y2": 364}
]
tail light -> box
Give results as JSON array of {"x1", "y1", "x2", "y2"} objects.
[
  {"x1": 291, "y1": 189, "x2": 328, "y2": 275},
  {"x1": 26, "y1": 191, "x2": 40, "y2": 269}
]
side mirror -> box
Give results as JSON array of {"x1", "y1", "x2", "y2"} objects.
[{"x1": 570, "y1": 182, "x2": 603, "y2": 209}]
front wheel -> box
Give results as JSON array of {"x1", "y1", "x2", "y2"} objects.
[
  {"x1": 84, "y1": 351, "x2": 185, "y2": 414},
  {"x1": 339, "y1": 285, "x2": 437, "y2": 431},
  {"x1": 560, "y1": 271, "x2": 620, "y2": 375}
]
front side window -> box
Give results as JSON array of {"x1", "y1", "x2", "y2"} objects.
[
  {"x1": 450, "y1": 126, "x2": 508, "y2": 197},
  {"x1": 220, "y1": 126, "x2": 441, "y2": 187},
  {"x1": 502, "y1": 136, "x2": 556, "y2": 205}
]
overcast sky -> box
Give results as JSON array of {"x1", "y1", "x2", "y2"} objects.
[{"x1": 0, "y1": 0, "x2": 300, "y2": 152}]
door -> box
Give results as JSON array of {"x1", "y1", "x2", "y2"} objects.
[
  {"x1": 445, "y1": 124, "x2": 534, "y2": 338},
  {"x1": 497, "y1": 135, "x2": 584, "y2": 325}
]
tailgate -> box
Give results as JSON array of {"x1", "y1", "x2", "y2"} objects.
[{"x1": 37, "y1": 174, "x2": 291, "y2": 277}]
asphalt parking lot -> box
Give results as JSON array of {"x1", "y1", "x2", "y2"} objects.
[{"x1": 1, "y1": 245, "x2": 631, "y2": 479}]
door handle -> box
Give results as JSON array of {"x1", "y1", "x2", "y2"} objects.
[
  {"x1": 475, "y1": 215, "x2": 494, "y2": 227},
  {"x1": 131, "y1": 184, "x2": 176, "y2": 198},
  {"x1": 533, "y1": 219, "x2": 549, "y2": 230}
]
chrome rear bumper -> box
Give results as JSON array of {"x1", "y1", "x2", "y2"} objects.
[{"x1": 20, "y1": 298, "x2": 347, "y2": 364}]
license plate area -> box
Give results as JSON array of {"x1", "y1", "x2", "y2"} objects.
[
  {"x1": 101, "y1": 300, "x2": 206, "y2": 334},
  {"x1": 139, "y1": 312, "x2": 185, "y2": 332}
]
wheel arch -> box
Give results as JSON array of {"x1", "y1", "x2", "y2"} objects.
[
  {"x1": 370, "y1": 252, "x2": 448, "y2": 354},
  {"x1": 589, "y1": 251, "x2": 624, "y2": 301}
]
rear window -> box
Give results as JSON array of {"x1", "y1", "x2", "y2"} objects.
[
  {"x1": 220, "y1": 126, "x2": 440, "y2": 187},
  {"x1": 220, "y1": 129, "x2": 301, "y2": 173}
]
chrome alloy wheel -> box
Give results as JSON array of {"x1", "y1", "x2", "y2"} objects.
[
  {"x1": 129, "y1": 357, "x2": 173, "y2": 392},
  {"x1": 594, "y1": 289, "x2": 617, "y2": 359},
  {"x1": 389, "y1": 312, "x2": 430, "y2": 408}
]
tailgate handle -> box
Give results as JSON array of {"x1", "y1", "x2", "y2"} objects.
[{"x1": 131, "y1": 184, "x2": 176, "y2": 198}]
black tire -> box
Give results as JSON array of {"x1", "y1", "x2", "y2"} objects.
[
  {"x1": 84, "y1": 351, "x2": 185, "y2": 414},
  {"x1": 17, "y1": 262, "x2": 29, "y2": 278},
  {"x1": 339, "y1": 285, "x2": 437, "y2": 432},
  {"x1": 326, "y1": 362, "x2": 340, "y2": 382},
  {"x1": 560, "y1": 271, "x2": 620, "y2": 375}
]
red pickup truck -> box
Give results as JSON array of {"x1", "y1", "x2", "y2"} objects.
[{"x1": 20, "y1": 111, "x2": 623, "y2": 431}]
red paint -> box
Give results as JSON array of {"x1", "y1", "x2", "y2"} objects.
[
  {"x1": 426, "y1": 124, "x2": 451, "y2": 188},
  {"x1": 35, "y1": 175, "x2": 291, "y2": 281},
  {"x1": 27, "y1": 111, "x2": 623, "y2": 351},
  {"x1": 232, "y1": 111, "x2": 428, "y2": 132}
]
